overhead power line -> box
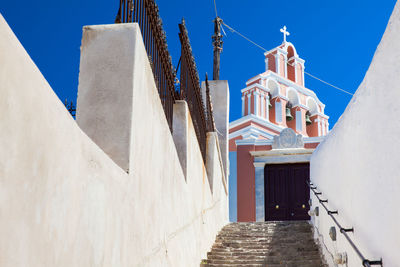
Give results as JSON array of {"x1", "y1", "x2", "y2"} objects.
[
  {"x1": 221, "y1": 22, "x2": 268, "y2": 52},
  {"x1": 220, "y1": 20, "x2": 354, "y2": 96},
  {"x1": 303, "y1": 72, "x2": 354, "y2": 96},
  {"x1": 213, "y1": 0, "x2": 218, "y2": 17}
]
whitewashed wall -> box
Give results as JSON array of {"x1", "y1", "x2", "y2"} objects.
[
  {"x1": 310, "y1": 2, "x2": 400, "y2": 266},
  {"x1": 0, "y1": 15, "x2": 228, "y2": 267}
]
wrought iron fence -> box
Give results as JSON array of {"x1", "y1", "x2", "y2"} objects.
[
  {"x1": 115, "y1": 0, "x2": 176, "y2": 132},
  {"x1": 178, "y1": 19, "x2": 208, "y2": 162},
  {"x1": 115, "y1": 1, "x2": 216, "y2": 162},
  {"x1": 64, "y1": 99, "x2": 76, "y2": 118}
]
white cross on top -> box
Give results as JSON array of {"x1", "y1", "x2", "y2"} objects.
[{"x1": 280, "y1": 26, "x2": 290, "y2": 43}]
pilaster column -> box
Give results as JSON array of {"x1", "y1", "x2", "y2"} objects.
[
  {"x1": 265, "y1": 94, "x2": 270, "y2": 121},
  {"x1": 241, "y1": 96, "x2": 245, "y2": 116},
  {"x1": 247, "y1": 93, "x2": 251, "y2": 115},
  {"x1": 261, "y1": 93, "x2": 265, "y2": 119},
  {"x1": 275, "y1": 53, "x2": 280, "y2": 75},
  {"x1": 284, "y1": 56, "x2": 288, "y2": 78},
  {"x1": 294, "y1": 105, "x2": 308, "y2": 136},
  {"x1": 317, "y1": 118, "x2": 322, "y2": 136},
  {"x1": 275, "y1": 100, "x2": 282, "y2": 123},
  {"x1": 254, "y1": 165, "x2": 265, "y2": 222},
  {"x1": 254, "y1": 91, "x2": 260, "y2": 117}
]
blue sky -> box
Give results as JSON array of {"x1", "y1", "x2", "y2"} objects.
[{"x1": 1, "y1": 0, "x2": 396, "y2": 127}]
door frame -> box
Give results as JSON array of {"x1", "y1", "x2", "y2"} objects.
[{"x1": 252, "y1": 148, "x2": 313, "y2": 222}]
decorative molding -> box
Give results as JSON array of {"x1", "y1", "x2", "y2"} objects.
[
  {"x1": 294, "y1": 56, "x2": 305, "y2": 65},
  {"x1": 229, "y1": 114, "x2": 284, "y2": 133},
  {"x1": 253, "y1": 154, "x2": 312, "y2": 166},
  {"x1": 272, "y1": 128, "x2": 303, "y2": 149},
  {"x1": 241, "y1": 82, "x2": 269, "y2": 93},
  {"x1": 246, "y1": 71, "x2": 326, "y2": 110},
  {"x1": 272, "y1": 94, "x2": 289, "y2": 102},
  {"x1": 303, "y1": 136, "x2": 325, "y2": 143},
  {"x1": 293, "y1": 103, "x2": 310, "y2": 110},
  {"x1": 251, "y1": 148, "x2": 314, "y2": 158}
]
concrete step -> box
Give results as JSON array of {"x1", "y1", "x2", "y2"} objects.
[{"x1": 202, "y1": 221, "x2": 327, "y2": 267}]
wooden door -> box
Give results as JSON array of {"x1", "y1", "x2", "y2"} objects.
[{"x1": 264, "y1": 163, "x2": 310, "y2": 221}]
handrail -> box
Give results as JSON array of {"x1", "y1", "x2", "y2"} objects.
[{"x1": 307, "y1": 182, "x2": 383, "y2": 267}]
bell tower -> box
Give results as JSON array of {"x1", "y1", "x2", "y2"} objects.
[
  {"x1": 229, "y1": 26, "x2": 330, "y2": 223},
  {"x1": 239, "y1": 26, "x2": 327, "y2": 137}
]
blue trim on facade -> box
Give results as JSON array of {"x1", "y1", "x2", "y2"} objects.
[{"x1": 228, "y1": 151, "x2": 237, "y2": 222}]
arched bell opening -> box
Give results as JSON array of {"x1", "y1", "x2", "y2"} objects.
[
  {"x1": 306, "y1": 97, "x2": 320, "y2": 137},
  {"x1": 287, "y1": 46, "x2": 296, "y2": 82},
  {"x1": 267, "y1": 92, "x2": 272, "y2": 109},
  {"x1": 286, "y1": 101, "x2": 294, "y2": 121},
  {"x1": 305, "y1": 111, "x2": 312, "y2": 126}
]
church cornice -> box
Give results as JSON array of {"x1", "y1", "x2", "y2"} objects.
[
  {"x1": 229, "y1": 126, "x2": 276, "y2": 140},
  {"x1": 241, "y1": 83, "x2": 269, "y2": 93},
  {"x1": 229, "y1": 114, "x2": 284, "y2": 133},
  {"x1": 235, "y1": 135, "x2": 325, "y2": 147}
]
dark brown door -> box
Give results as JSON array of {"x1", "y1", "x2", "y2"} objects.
[{"x1": 264, "y1": 163, "x2": 310, "y2": 221}]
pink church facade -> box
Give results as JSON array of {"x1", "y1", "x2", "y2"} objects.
[{"x1": 229, "y1": 40, "x2": 329, "y2": 222}]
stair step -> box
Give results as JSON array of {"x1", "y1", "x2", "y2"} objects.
[{"x1": 202, "y1": 221, "x2": 327, "y2": 267}]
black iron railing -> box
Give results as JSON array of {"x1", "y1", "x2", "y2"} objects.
[
  {"x1": 64, "y1": 99, "x2": 76, "y2": 118},
  {"x1": 178, "y1": 19, "x2": 208, "y2": 162},
  {"x1": 307, "y1": 182, "x2": 383, "y2": 267},
  {"x1": 115, "y1": 0, "x2": 176, "y2": 132},
  {"x1": 115, "y1": 1, "x2": 217, "y2": 161}
]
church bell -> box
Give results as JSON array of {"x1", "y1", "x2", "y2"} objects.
[
  {"x1": 285, "y1": 107, "x2": 293, "y2": 121},
  {"x1": 306, "y1": 113, "x2": 312, "y2": 125}
]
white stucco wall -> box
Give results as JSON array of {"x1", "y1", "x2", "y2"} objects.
[
  {"x1": 0, "y1": 16, "x2": 228, "y2": 267},
  {"x1": 201, "y1": 80, "x2": 230, "y2": 178},
  {"x1": 310, "y1": 2, "x2": 400, "y2": 266}
]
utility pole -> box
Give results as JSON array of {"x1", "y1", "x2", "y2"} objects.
[{"x1": 212, "y1": 17, "x2": 223, "y2": 80}]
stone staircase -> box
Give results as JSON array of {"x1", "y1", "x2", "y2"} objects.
[{"x1": 202, "y1": 221, "x2": 327, "y2": 267}]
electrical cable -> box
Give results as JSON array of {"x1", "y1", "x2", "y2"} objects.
[
  {"x1": 213, "y1": 0, "x2": 218, "y2": 17},
  {"x1": 222, "y1": 22, "x2": 269, "y2": 52}
]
